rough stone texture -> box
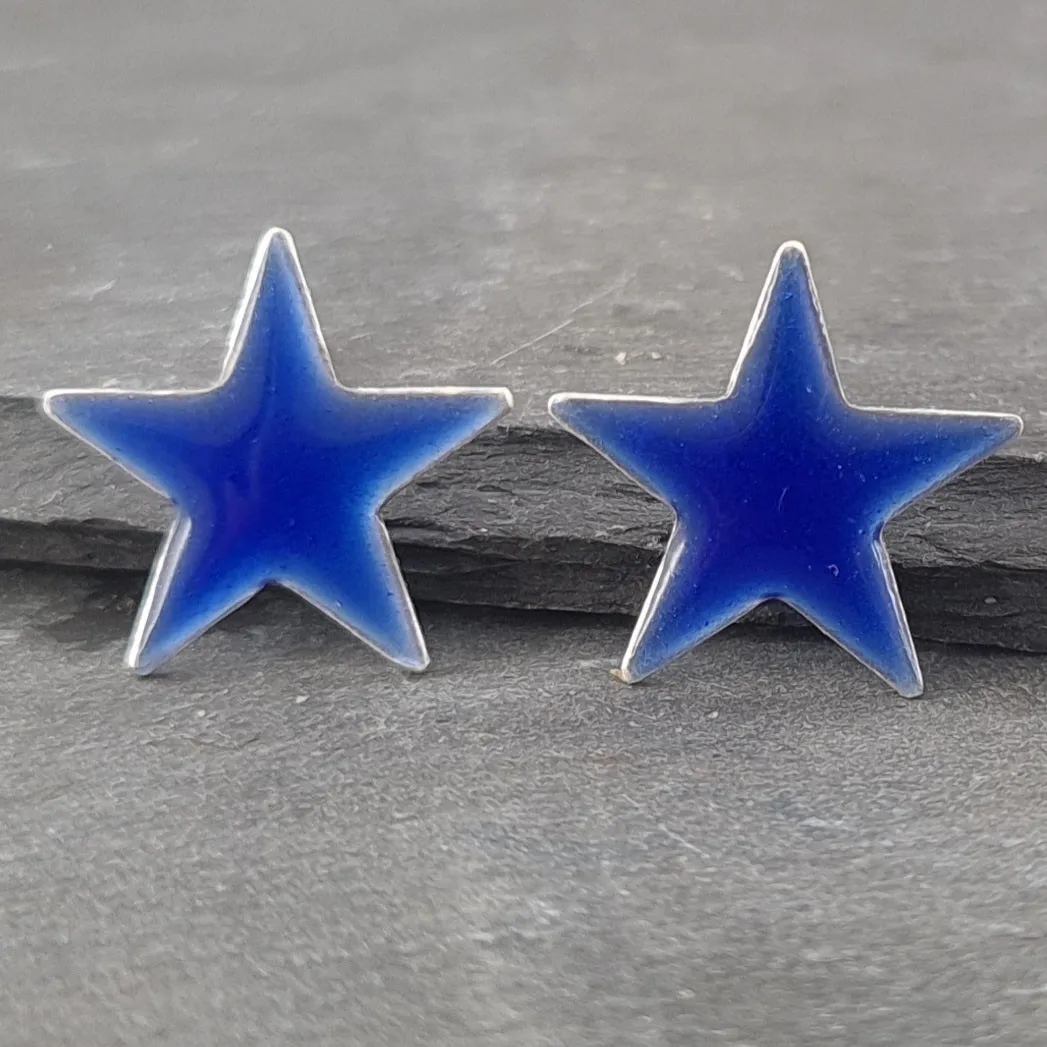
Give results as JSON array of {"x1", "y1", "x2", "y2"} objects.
[
  {"x1": 2, "y1": 0, "x2": 1047, "y2": 650},
  {"x1": 2, "y1": 395, "x2": 1045, "y2": 651},
  {"x1": 1, "y1": 0, "x2": 1046, "y2": 436},
  {"x1": 2, "y1": 1, "x2": 1047, "y2": 1043},
  {"x1": 1, "y1": 564, "x2": 1046, "y2": 1046}
]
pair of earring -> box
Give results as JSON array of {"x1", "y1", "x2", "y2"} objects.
[{"x1": 42, "y1": 230, "x2": 1022, "y2": 696}]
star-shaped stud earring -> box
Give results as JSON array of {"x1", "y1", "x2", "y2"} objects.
[
  {"x1": 549, "y1": 242, "x2": 1022, "y2": 696},
  {"x1": 43, "y1": 229, "x2": 512, "y2": 674}
]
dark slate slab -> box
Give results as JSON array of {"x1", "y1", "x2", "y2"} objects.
[
  {"x1": 1, "y1": 564, "x2": 1046, "y2": 1046},
  {"x1": 1, "y1": 0, "x2": 1047, "y2": 651},
  {"x1": 0, "y1": 394, "x2": 1044, "y2": 651},
  {"x1": 0, "y1": 0, "x2": 1045, "y2": 433},
  {"x1": 2, "y1": 6, "x2": 1047, "y2": 1044}
]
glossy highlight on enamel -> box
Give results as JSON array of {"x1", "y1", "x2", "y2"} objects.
[
  {"x1": 549, "y1": 242, "x2": 1022, "y2": 696},
  {"x1": 42, "y1": 229, "x2": 512, "y2": 674}
]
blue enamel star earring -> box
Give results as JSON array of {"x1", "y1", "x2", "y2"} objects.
[
  {"x1": 42, "y1": 229, "x2": 512, "y2": 674},
  {"x1": 549, "y1": 242, "x2": 1022, "y2": 696}
]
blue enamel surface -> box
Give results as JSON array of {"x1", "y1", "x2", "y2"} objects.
[
  {"x1": 549, "y1": 243, "x2": 1022, "y2": 696},
  {"x1": 43, "y1": 230, "x2": 511, "y2": 674}
]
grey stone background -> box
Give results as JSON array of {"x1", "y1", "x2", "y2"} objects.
[
  {"x1": 2, "y1": 0, "x2": 1046, "y2": 428},
  {"x1": 0, "y1": 1, "x2": 1046, "y2": 1044},
  {"x1": 3, "y1": 0, "x2": 1047, "y2": 651}
]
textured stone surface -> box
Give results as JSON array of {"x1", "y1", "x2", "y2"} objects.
[
  {"x1": 1, "y1": 565, "x2": 1046, "y2": 1046},
  {"x1": 2, "y1": 0, "x2": 1047, "y2": 651},
  {"x1": 1, "y1": 395, "x2": 1045, "y2": 651},
  {"x1": 2, "y1": 1, "x2": 1047, "y2": 1043},
  {"x1": 1, "y1": 0, "x2": 1046, "y2": 435}
]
